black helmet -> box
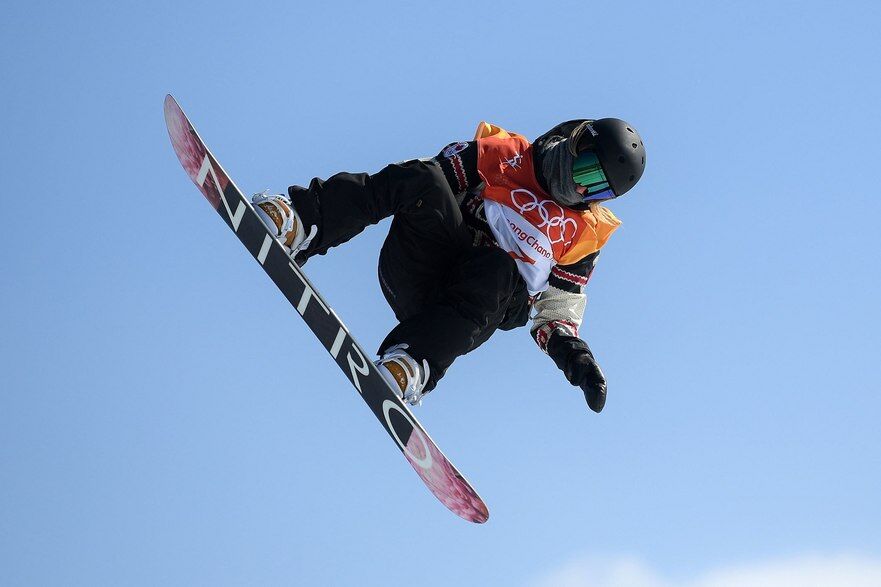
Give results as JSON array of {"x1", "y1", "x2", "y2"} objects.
[
  {"x1": 533, "y1": 118, "x2": 646, "y2": 200},
  {"x1": 569, "y1": 118, "x2": 645, "y2": 197}
]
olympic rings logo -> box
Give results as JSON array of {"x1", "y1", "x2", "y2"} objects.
[{"x1": 510, "y1": 188, "x2": 578, "y2": 245}]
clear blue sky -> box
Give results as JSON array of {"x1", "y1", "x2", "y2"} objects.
[{"x1": 2, "y1": 1, "x2": 880, "y2": 585}]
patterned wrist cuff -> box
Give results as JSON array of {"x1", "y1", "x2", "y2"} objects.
[{"x1": 532, "y1": 320, "x2": 580, "y2": 353}]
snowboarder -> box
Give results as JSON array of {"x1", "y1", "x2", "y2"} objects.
[{"x1": 252, "y1": 118, "x2": 645, "y2": 412}]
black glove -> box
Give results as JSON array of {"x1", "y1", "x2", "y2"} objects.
[{"x1": 546, "y1": 332, "x2": 607, "y2": 413}]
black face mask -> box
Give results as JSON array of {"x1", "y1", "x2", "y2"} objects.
[{"x1": 539, "y1": 136, "x2": 586, "y2": 208}]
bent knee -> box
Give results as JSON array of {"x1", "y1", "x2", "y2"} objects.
[{"x1": 380, "y1": 160, "x2": 452, "y2": 209}]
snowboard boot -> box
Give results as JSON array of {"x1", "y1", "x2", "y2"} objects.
[
  {"x1": 376, "y1": 343, "x2": 431, "y2": 406},
  {"x1": 252, "y1": 192, "x2": 317, "y2": 258}
]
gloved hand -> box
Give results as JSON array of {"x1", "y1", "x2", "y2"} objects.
[
  {"x1": 546, "y1": 332, "x2": 607, "y2": 413},
  {"x1": 565, "y1": 351, "x2": 607, "y2": 413}
]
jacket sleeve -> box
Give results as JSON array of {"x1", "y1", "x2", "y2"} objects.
[
  {"x1": 531, "y1": 251, "x2": 600, "y2": 353},
  {"x1": 433, "y1": 141, "x2": 481, "y2": 196}
]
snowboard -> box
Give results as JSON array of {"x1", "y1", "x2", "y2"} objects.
[{"x1": 163, "y1": 95, "x2": 488, "y2": 523}]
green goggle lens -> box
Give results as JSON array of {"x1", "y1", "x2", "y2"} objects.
[{"x1": 573, "y1": 150, "x2": 615, "y2": 201}]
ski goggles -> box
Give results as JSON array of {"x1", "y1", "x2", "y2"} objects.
[{"x1": 572, "y1": 150, "x2": 616, "y2": 202}]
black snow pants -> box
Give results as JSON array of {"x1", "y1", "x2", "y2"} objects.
[{"x1": 288, "y1": 159, "x2": 529, "y2": 391}]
